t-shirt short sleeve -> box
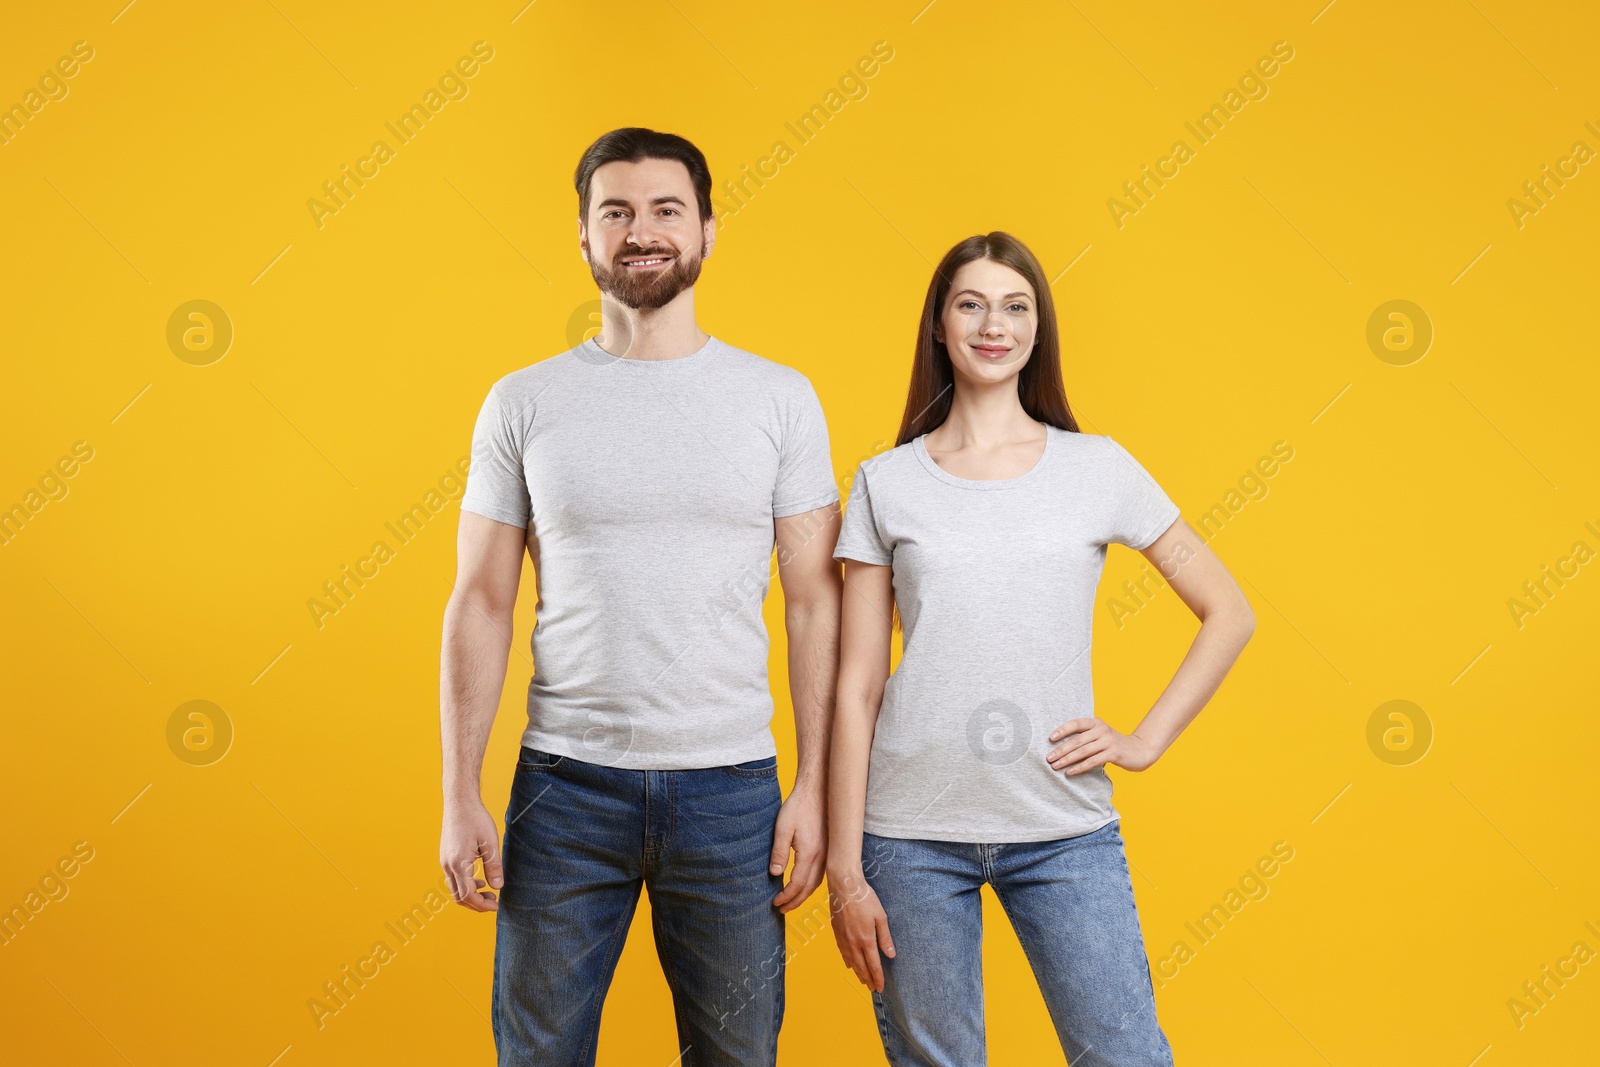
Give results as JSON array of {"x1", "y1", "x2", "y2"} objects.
[
  {"x1": 460, "y1": 382, "x2": 532, "y2": 529},
  {"x1": 1104, "y1": 436, "x2": 1181, "y2": 550},
  {"x1": 772, "y1": 376, "x2": 840, "y2": 518},
  {"x1": 833, "y1": 463, "x2": 892, "y2": 565}
]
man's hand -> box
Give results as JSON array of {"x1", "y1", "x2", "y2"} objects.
[
  {"x1": 769, "y1": 784, "x2": 826, "y2": 912},
  {"x1": 1045, "y1": 716, "x2": 1163, "y2": 774},
  {"x1": 440, "y1": 796, "x2": 504, "y2": 912}
]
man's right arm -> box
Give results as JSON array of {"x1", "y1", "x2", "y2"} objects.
[{"x1": 439, "y1": 510, "x2": 528, "y2": 912}]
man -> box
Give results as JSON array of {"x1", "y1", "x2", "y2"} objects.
[{"x1": 439, "y1": 127, "x2": 842, "y2": 1067}]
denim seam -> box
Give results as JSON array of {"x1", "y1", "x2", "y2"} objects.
[
  {"x1": 1106, "y1": 827, "x2": 1172, "y2": 1067},
  {"x1": 576, "y1": 885, "x2": 637, "y2": 1066},
  {"x1": 871, "y1": 990, "x2": 908, "y2": 1067},
  {"x1": 767, "y1": 958, "x2": 784, "y2": 1067},
  {"x1": 991, "y1": 876, "x2": 1082, "y2": 1064},
  {"x1": 666, "y1": 770, "x2": 677, "y2": 854},
  {"x1": 721, "y1": 766, "x2": 778, "y2": 779},
  {"x1": 1115, "y1": 845, "x2": 1174, "y2": 1067},
  {"x1": 644, "y1": 772, "x2": 664, "y2": 862},
  {"x1": 650, "y1": 898, "x2": 697, "y2": 1067}
]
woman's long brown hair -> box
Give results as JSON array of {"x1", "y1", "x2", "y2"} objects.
[{"x1": 894, "y1": 231, "x2": 1079, "y2": 447}]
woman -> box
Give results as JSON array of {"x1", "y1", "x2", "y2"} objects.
[{"x1": 827, "y1": 232, "x2": 1255, "y2": 1066}]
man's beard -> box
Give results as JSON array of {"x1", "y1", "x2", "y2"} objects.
[{"x1": 589, "y1": 241, "x2": 704, "y2": 310}]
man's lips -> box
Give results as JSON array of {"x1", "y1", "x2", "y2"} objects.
[{"x1": 620, "y1": 254, "x2": 674, "y2": 269}]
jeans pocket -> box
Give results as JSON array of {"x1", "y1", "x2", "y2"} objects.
[
  {"x1": 517, "y1": 746, "x2": 565, "y2": 771},
  {"x1": 722, "y1": 755, "x2": 778, "y2": 779}
]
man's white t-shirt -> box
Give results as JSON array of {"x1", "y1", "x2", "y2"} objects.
[{"x1": 461, "y1": 335, "x2": 839, "y2": 770}]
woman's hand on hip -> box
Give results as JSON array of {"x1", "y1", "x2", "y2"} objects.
[{"x1": 1045, "y1": 716, "x2": 1163, "y2": 774}]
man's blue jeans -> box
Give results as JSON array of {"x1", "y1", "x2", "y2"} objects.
[
  {"x1": 864, "y1": 820, "x2": 1175, "y2": 1066},
  {"x1": 493, "y1": 746, "x2": 786, "y2": 1066}
]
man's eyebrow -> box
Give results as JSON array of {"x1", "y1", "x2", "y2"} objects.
[
  {"x1": 952, "y1": 289, "x2": 1033, "y2": 300},
  {"x1": 596, "y1": 195, "x2": 688, "y2": 209}
]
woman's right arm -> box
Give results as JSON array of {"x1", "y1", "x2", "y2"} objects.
[{"x1": 827, "y1": 558, "x2": 898, "y2": 991}]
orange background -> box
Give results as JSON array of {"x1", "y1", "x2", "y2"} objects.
[{"x1": 2, "y1": 1, "x2": 1597, "y2": 1064}]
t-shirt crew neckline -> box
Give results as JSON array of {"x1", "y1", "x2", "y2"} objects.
[
  {"x1": 912, "y1": 426, "x2": 1055, "y2": 490},
  {"x1": 575, "y1": 334, "x2": 724, "y2": 368}
]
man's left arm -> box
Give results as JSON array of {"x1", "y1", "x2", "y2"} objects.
[{"x1": 768, "y1": 501, "x2": 843, "y2": 912}]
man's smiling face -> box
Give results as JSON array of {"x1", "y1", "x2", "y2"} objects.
[{"x1": 580, "y1": 157, "x2": 716, "y2": 310}]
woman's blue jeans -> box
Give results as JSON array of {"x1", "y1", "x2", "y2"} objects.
[{"x1": 864, "y1": 820, "x2": 1175, "y2": 1066}]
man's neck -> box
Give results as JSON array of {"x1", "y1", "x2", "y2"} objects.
[{"x1": 594, "y1": 292, "x2": 709, "y2": 361}]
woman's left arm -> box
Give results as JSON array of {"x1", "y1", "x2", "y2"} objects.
[{"x1": 1046, "y1": 518, "x2": 1255, "y2": 775}]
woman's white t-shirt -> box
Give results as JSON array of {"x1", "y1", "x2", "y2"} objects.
[{"x1": 833, "y1": 425, "x2": 1181, "y2": 843}]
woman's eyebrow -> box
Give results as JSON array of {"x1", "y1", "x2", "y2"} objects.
[{"x1": 952, "y1": 289, "x2": 1032, "y2": 300}]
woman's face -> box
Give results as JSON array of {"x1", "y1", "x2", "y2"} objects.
[{"x1": 934, "y1": 257, "x2": 1038, "y2": 385}]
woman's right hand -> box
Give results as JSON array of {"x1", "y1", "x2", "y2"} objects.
[{"x1": 828, "y1": 866, "x2": 897, "y2": 992}]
